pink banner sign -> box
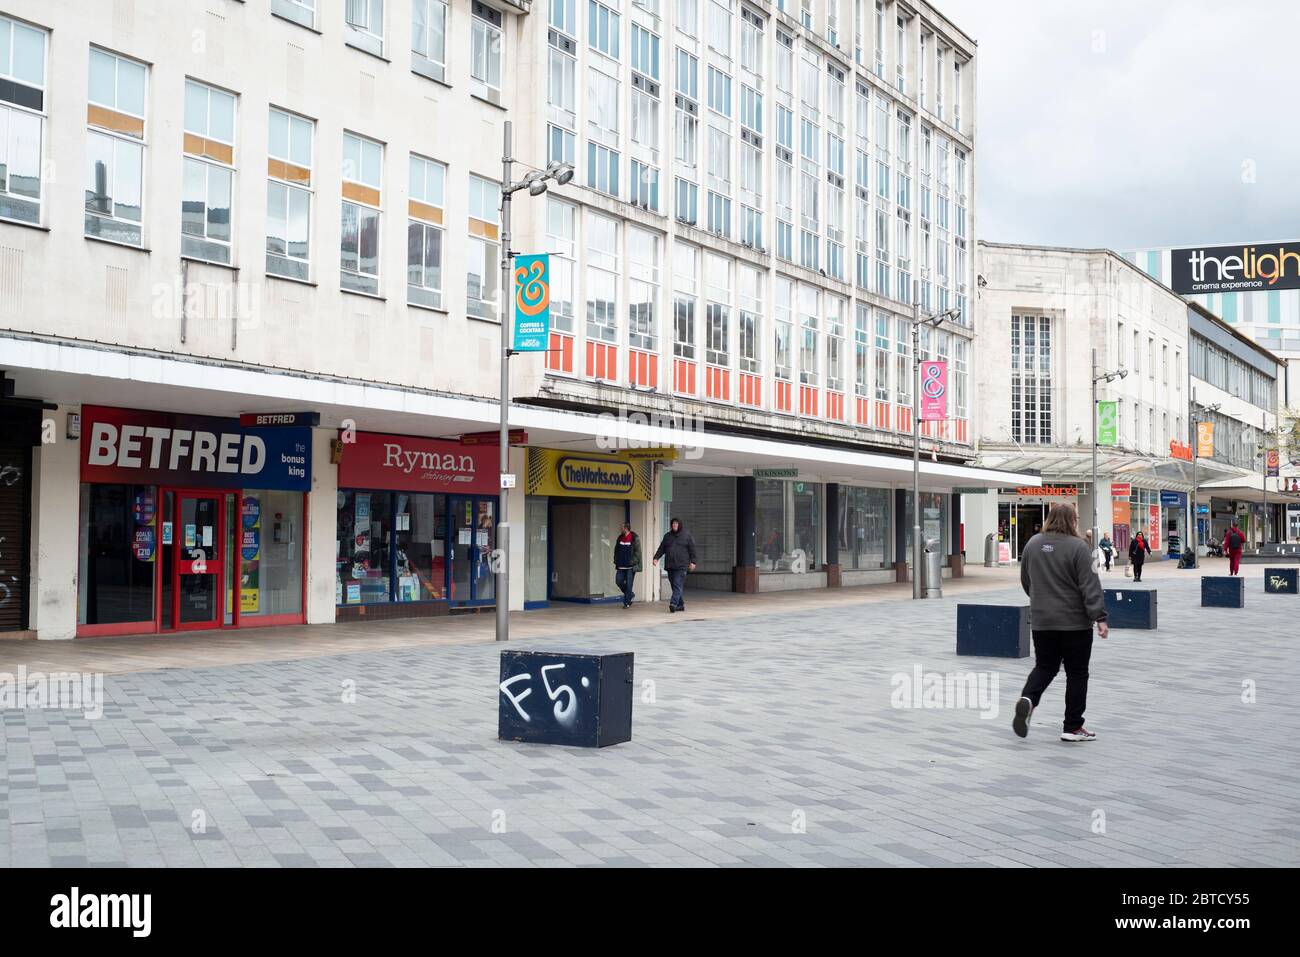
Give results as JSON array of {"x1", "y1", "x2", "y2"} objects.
[{"x1": 920, "y1": 360, "x2": 948, "y2": 421}]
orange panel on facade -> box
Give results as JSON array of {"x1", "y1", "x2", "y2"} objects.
[
  {"x1": 774, "y1": 380, "x2": 793, "y2": 412},
  {"x1": 585, "y1": 341, "x2": 618, "y2": 381},
  {"x1": 545, "y1": 332, "x2": 574, "y2": 374},
  {"x1": 739, "y1": 373, "x2": 762, "y2": 407},
  {"x1": 673, "y1": 358, "x2": 697, "y2": 395},
  {"x1": 629, "y1": 349, "x2": 658, "y2": 389}
]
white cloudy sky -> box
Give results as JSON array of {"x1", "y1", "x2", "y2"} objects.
[{"x1": 936, "y1": 0, "x2": 1300, "y2": 249}]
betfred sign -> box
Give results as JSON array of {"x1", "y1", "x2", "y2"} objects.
[
  {"x1": 338, "y1": 432, "x2": 498, "y2": 495},
  {"x1": 81, "y1": 405, "x2": 311, "y2": 491}
]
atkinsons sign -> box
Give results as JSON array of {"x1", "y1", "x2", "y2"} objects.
[{"x1": 1170, "y1": 240, "x2": 1300, "y2": 295}]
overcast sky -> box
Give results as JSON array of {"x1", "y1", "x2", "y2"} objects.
[{"x1": 936, "y1": 0, "x2": 1300, "y2": 250}]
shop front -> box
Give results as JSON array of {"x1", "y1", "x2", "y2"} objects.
[
  {"x1": 996, "y1": 484, "x2": 1082, "y2": 560},
  {"x1": 335, "y1": 432, "x2": 499, "y2": 619},
  {"x1": 0, "y1": 403, "x2": 41, "y2": 636},
  {"x1": 1160, "y1": 490, "x2": 1187, "y2": 558},
  {"x1": 76, "y1": 405, "x2": 312, "y2": 637},
  {"x1": 524, "y1": 447, "x2": 653, "y2": 606},
  {"x1": 660, "y1": 472, "x2": 737, "y2": 592}
]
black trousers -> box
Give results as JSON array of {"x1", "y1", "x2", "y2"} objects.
[
  {"x1": 615, "y1": 568, "x2": 636, "y2": 605},
  {"x1": 1020, "y1": 630, "x2": 1094, "y2": 732},
  {"x1": 1131, "y1": 556, "x2": 1145, "y2": 580}
]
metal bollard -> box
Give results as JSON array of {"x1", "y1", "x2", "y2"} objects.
[
  {"x1": 923, "y1": 538, "x2": 943, "y2": 598},
  {"x1": 984, "y1": 532, "x2": 997, "y2": 568}
]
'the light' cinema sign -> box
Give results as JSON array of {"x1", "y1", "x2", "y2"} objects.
[{"x1": 1170, "y1": 241, "x2": 1300, "y2": 295}]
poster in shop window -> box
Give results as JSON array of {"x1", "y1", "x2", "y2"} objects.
[
  {"x1": 1148, "y1": 505, "x2": 1160, "y2": 551},
  {"x1": 240, "y1": 494, "x2": 261, "y2": 614}
]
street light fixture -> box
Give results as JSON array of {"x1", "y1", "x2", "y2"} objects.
[
  {"x1": 495, "y1": 120, "x2": 574, "y2": 643},
  {"x1": 909, "y1": 278, "x2": 961, "y2": 599},
  {"x1": 1090, "y1": 350, "x2": 1127, "y2": 550}
]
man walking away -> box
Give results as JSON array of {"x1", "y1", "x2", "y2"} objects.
[
  {"x1": 1224, "y1": 521, "x2": 1245, "y2": 576},
  {"x1": 1012, "y1": 503, "x2": 1109, "y2": 743},
  {"x1": 613, "y1": 522, "x2": 642, "y2": 608},
  {"x1": 1128, "y1": 531, "x2": 1151, "y2": 582},
  {"x1": 653, "y1": 517, "x2": 697, "y2": 613}
]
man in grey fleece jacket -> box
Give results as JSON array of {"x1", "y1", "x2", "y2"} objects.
[{"x1": 1012, "y1": 504, "x2": 1109, "y2": 742}]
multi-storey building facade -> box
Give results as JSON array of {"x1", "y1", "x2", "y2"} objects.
[
  {"x1": 969, "y1": 242, "x2": 1290, "y2": 563},
  {"x1": 0, "y1": 0, "x2": 1023, "y2": 641}
]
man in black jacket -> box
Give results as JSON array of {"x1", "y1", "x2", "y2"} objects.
[{"x1": 653, "y1": 517, "x2": 697, "y2": 612}]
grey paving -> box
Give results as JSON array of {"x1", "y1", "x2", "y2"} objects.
[{"x1": 2, "y1": 573, "x2": 1298, "y2": 867}]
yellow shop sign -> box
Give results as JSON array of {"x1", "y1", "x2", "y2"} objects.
[{"x1": 526, "y1": 448, "x2": 653, "y2": 500}]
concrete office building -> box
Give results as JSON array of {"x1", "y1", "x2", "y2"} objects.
[
  {"x1": 969, "y1": 242, "x2": 1287, "y2": 562},
  {"x1": 0, "y1": 0, "x2": 1030, "y2": 641},
  {"x1": 1127, "y1": 240, "x2": 1300, "y2": 542}
]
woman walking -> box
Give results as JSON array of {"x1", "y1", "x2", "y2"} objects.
[
  {"x1": 1099, "y1": 533, "x2": 1114, "y2": 572},
  {"x1": 1012, "y1": 503, "x2": 1108, "y2": 743},
  {"x1": 1128, "y1": 531, "x2": 1151, "y2": 582}
]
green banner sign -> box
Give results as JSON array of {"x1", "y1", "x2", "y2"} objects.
[
  {"x1": 512, "y1": 254, "x2": 550, "y2": 352},
  {"x1": 1097, "y1": 401, "x2": 1118, "y2": 446},
  {"x1": 753, "y1": 468, "x2": 800, "y2": 479}
]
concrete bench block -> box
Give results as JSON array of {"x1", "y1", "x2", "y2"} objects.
[
  {"x1": 1104, "y1": 589, "x2": 1157, "y2": 629},
  {"x1": 1201, "y1": 576, "x2": 1245, "y2": 608},
  {"x1": 956, "y1": 604, "x2": 1031, "y2": 658},
  {"x1": 1264, "y1": 568, "x2": 1299, "y2": 594},
  {"x1": 498, "y1": 650, "x2": 634, "y2": 748}
]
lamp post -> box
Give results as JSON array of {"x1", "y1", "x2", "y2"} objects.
[
  {"x1": 495, "y1": 121, "x2": 573, "y2": 642},
  {"x1": 1090, "y1": 349, "x2": 1127, "y2": 550},
  {"x1": 910, "y1": 279, "x2": 960, "y2": 599}
]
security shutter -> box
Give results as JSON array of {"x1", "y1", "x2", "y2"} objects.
[
  {"x1": 0, "y1": 444, "x2": 30, "y2": 631},
  {"x1": 669, "y1": 476, "x2": 736, "y2": 573}
]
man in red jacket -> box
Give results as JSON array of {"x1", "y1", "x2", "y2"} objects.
[{"x1": 1223, "y1": 521, "x2": 1246, "y2": 576}]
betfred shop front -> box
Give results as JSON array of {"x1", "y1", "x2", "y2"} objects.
[
  {"x1": 77, "y1": 405, "x2": 312, "y2": 637},
  {"x1": 335, "y1": 432, "x2": 500, "y2": 619}
]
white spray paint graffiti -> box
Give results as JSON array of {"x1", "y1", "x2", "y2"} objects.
[{"x1": 499, "y1": 663, "x2": 591, "y2": 728}]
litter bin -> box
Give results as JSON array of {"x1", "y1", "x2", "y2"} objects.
[
  {"x1": 923, "y1": 538, "x2": 943, "y2": 598},
  {"x1": 983, "y1": 532, "x2": 997, "y2": 568}
]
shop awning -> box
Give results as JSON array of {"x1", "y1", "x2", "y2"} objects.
[
  {"x1": 1199, "y1": 485, "x2": 1300, "y2": 506},
  {"x1": 975, "y1": 445, "x2": 1242, "y2": 492},
  {"x1": 1, "y1": 333, "x2": 1038, "y2": 492}
]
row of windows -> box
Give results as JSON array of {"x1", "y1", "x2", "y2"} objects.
[
  {"x1": 0, "y1": 13, "x2": 509, "y2": 315},
  {"x1": 545, "y1": 193, "x2": 969, "y2": 417}
]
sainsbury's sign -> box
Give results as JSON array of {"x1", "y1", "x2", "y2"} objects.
[{"x1": 81, "y1": 405, "x2": 312, "y2": 491}]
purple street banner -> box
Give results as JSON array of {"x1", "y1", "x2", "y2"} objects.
[{"x1": 920, "y1": 360, "x2": 948, "y2": 422}]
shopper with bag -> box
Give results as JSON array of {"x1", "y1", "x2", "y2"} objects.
[{"x1": 1223, "y1": 521, "x2": 1246, "y2": 576}]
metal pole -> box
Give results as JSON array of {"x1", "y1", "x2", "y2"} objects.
[
  {"x1": 1262, "y1": 412, "x2": 1269, "y2": 545},
  {"x1": 911, "y1": 279, "x2": 922, "y2": 599},
  {"x1": 1091, "y1": 348, "x2": 1099, "y2": 549},
  {"x1": 496, "y1": 120, "x2": 513, "y2": 642}
]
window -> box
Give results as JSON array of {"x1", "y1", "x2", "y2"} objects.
[
  {"x1": 854, "y1": 303, "x2": 870, "y2": 397},
  {"x1": 840, "y1": 485, "x2": 891, "y2": 569},
  {"x1": 86, "y1": 48, "x2": 146, "y2": 245},
  {"x1": 707, "y1": 189, "x2": 731, "y2": 237},
  {"x1": 826, "y1": 296, "x2": 845, "y2": 391},
  {"x1": 740, "y1": 7, "x2": 763, "y2": 76},
  {"x1": 756, "y1": 480, "x2": 822, "y2": 570},
  {"x1": 586, "y1": 211, "x2": 620, "y2": 344},
  {"x1": 266, "y1": 108, "x2": 313, "y2": 280},
  {"x1": 549, "y1": 45, "x2": 578, "y2": 122},
  {"x1": 547, "y1": 196, "x2": 577, "y2": 333},
  {"x1": 707, "y1": 66, "x2": 732, "y2": 117},
  {"x1": 588, "y1": 67, "x2": 620, "y2": 142},
  {"x1": 739, "y1": 264, "x2": 761, "y2": 373},
  {"x1": 678, "y1": 0, "x2": 699, "y2": 37},
  {"x1": 467, "y1": 174, "x2": 500, "y2": 318},
  {"x1": 740, "y1": 84, "x2": 762, "y2": 132},
  {"x1": 707, "y1": 125, "x2": 730, "y2": 186},
  {"x1": 705, "y1": 252, "x2": 731, "y2": 367},
  {"x1": 629, "y1": 158, "x2": 659, "y2": 210},
  {"x1": 587, "y1": 142, "x2": 620, "y2": 196},
  {"x1": 412, "y1": 0, "x2": 448, "y2": 83},
  {"x1": 775, "y1": 30, "x2": 793, "y2": 95},
  {"x1": 551, "y1": 0, "x2": 577, "y2": 35},
  {"x1": 674, "y1": 242, "x2": 698, "y2": 360},
  {"x1": 273, "y1": 0, "x2": 317, "y2": 30},
  {"x1": 345, "y1": 0, "x2": 385, "y2": 57},
  {"x1": 674, "y1": 177, "x2": 697, "y2": 224},
  {"x1": 340, "y1": 132, "x2": 383, "y2": 295},
  {"x1": 631, "y1": 24, "x2": 660, "y2": 80},
  {"x1": 1010, "y1": 314, "x2": 1053, "y2": 444},
  {"x1": 589, "y1": 1, "x2": 621, "y2": 59},
  {"x1": 182, "y1": 80, "x2": 237, "y2": 264},
  {"x1": 407, "y1": 154, "x2": 446, "y2": 308},
  {"x1": 630, "y1": 89, "x2": 660, "y2": 150},
  {"x1": 895, "y1": 317, "x2": 911, "y2": 407},
  {"x1": 874, "y1": 313, "x2": 890, "y2": 401},
  {"x1": 708, "y1": 0, "x2": 733, "y2": 60},
  {"x1": 774, "y1": 276, "x2": 793, "y2": 381},
  {"x1": 676, "y1": 48, "x2": 699, "y2": 100},
  {"x1": 799, "y1": 284, "x2": 819, "y2": 386},
  {"x1": 628, "y1": 226, "x2": 659, "y2": 350},
  {"x1": 674, "y1": 108, "x2": 697, "y2": 168},
  {"x1": 549, "y1": 124, "x2": 576, "y2": 167},
  {"x1": 471, "y1": 4, "x2": 504, "y2": 103}
]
